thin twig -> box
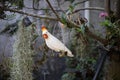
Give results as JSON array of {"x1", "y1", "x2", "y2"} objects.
[
  {"x1": 2, "y1": 7, "x2": 58, "y2": 21},
  {"x1": 25, "y1": 6, "x2": 104, "y2": 13},
  {"x1": 25, "y1": 6, "x2": 64, "y2": 12},
  {"x1": 46, "y1": 0, "x2": 61, "y2": 21},
  {"x1": 72, "y1": 7, "x2": 104, "y2": 14},
  {"x1": 75, "y1": 0, "x2": 90, "y2": 5}
]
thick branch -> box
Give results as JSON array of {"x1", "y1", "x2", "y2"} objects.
[
  {"x1": 46, "y1": 0, "x2": 61, "y2": 21},
  {"x1": 85, "y1": 27, "x2": 108, "y2": 45},
  {"x1": 1, "y1": 7, "x2": 58, "y2": 21}
]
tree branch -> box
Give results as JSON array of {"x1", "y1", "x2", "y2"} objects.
[
  {"x1": 75, "y1": 0, "x2": 90, "y2": 5},
  {"x1": 115, "y1": 0, "x2": 120, "y2": 20},
  {"x1": 25, "y1": 6, "x2": 64, "y2": 12},
  {"x1": 68, "y1": 21, "x2": 108, "y2": 45},
  {"x1": 85, "y1": 27, "x2": 108, "y2": 45},
  {"x1": 25, "y1": 6, "x2": 104, "y2": 13},
  {"x1": 72, "y1": 7, "x2": 104, "y2": 14},
  {"x1": 46, "y1": 0, "x2": 61, "y2": 21},
  {"x1": 1, "y1": 7, "x2": 58, "y2": 21},
  {"x1": 0, "y1": 6, "x2": 107, "y2": 45}
]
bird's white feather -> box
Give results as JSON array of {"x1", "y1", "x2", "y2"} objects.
[{"x1": 44, "y1": 31, "x2": 74, "y2": 57}]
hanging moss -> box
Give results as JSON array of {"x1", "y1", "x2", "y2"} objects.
[{"x1": 10, "y1": 19, "x2": 35, "y2": 80}]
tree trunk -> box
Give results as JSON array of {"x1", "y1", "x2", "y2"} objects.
[
  {"x1": 104, "y1": 0, "x2": 120, "y2": 80},
  {"x1": 115, "y1": 0, "x2": 120, "y2": 20}
]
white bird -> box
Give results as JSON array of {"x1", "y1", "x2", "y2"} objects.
[{"x1": 41, "y1": 25, "x2": 74, "y2": 57}]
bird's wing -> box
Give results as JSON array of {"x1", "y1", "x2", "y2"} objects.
[
  {"x1": 46, "y1": 32, "x2": 73, "y2": 57},
  {"x1": 45, "y1": 33, "x2": 65, "y2": 51}
]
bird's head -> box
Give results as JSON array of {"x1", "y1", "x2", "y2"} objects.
[
  {"x1": 41, "y1": 25, "x2": 47, "y2": 32},
  {"x1": 41, "y1": 25, "x2": 48, "y2": 39}
]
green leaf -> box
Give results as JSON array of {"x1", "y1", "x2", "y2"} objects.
[
  {"x1": 69, "y1": 5, "x2": 74, "y2": 12},
  {"x1": 76, "y1": 28, "x2": 82, "y2": 32},
  {"x1": 80, "y1": 24, "x2": 85, "y2": 34},
  {"x1": 61, "y1": 14, "x2": 67, "y2": 24},
  {"x1": 66, "y1": 3, "x2": 76, "y2": 14},
  {"x1": 100, "y1": 20, "x2": 112, "y2": 27},
  {"x1": 10, "y1": 0, "x2": 24, "y2": 9}
]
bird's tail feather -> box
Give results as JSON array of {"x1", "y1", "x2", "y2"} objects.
[{"x1": 65, "y1": 48, "x2": 74, "y2": 57}]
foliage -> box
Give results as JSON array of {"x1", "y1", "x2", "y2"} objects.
[
  {"x1": 60, "y1": 5, "x2": 97, "y2": 78},
  {"x1": 0, "y1": 0, "x2": 24, "y2": 19},
  {"x1": 0, "y1": 20, "x2": 19, "y2": 35},
  {"x1": 100, "y1": 17, "x2": 120, "y2": 45},
  {"x1": 76, "y1": 24, "x2": 86, "y2": 34},
  {"x1": 66, "y1": 3, "x2": 76, "y2": 15},
  {"x1": 61, "y1": 14, "x2": 68, "y2": 25},
  {"x1": 61, "y1": 27, "x2": 97, "y2": 80},
  {"x1": 0, "y1": 0, "x2": 119, "y2": 80},
  {"x1": 0, "y1": 57, "x2": 11, "y2": 80},
  {"x1": 10, "y1": 19, "x2": 35, "y2": 80},
  {"x1": 76, "y1": 57, "x2": 96, "y2": 70},
  {"x1": 0, "y1": 0, "x2": 24, "y2": 9},
  {"x1": 62, "y1": 73, "x2": 76, "y2": 80}
]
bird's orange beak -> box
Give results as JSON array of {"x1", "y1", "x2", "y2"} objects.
[
  {"x1": 41, "y1": 25, "x2": 47, "y2": 32},
  {"x1": 41, "y1": 25, "x2": 48, "y2": 39}
]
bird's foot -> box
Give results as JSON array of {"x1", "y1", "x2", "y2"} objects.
[{"x1": 59, "y1": 51, "x2": 67, "y2": 57}]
